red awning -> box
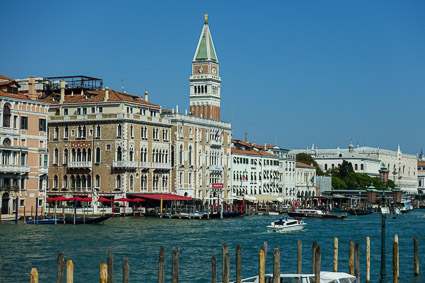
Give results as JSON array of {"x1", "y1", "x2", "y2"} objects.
[
  {"x1": 130, "y1": 198, "x2": 146, "y2": 202},
  {"x1": 76, "y1": 197, "x2": 92, "y2": 202},
  {"x1": 98, "y1": 197, "x2": 113, "y2": 202},
  {"x1": 134, "y1": 193, "x2": 193, "y2": 201}
]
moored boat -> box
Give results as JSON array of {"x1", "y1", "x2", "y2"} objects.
[
  {"x1": 233, "y1": 271, "x2": 356, "y2": 283},
  {"x1": 63, "y1": 215, "x2": 112, "y2": 224},
  {"x1": 266, "y1": 218, "x2": 306, "y2": 233},
  {"x1": 287, "y1": 209, "x2": 347, "y2": 220},
  {"x1": 347, "y1": 208, "x2": 372, "y2": 216}
]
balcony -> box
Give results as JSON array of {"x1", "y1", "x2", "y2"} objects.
[
  {"x1": 152, "y1": 163, "x2": 172, "y2": 170},
  {"x1": 0, "y1": 164, "x2": 30, "y2": 174},
  {"x1": 209, "y1": 139, "x2": 222, "y2": 147},
  {"x1": 39, "y1": 166, "x2": 49, "y2": 174},
  {"x1": 68, "y1": 161, "x2": 92, "y2": 169},
  {"x1": 113, "y1": 161, "x2": 138, "y2": 169},
  {"x1": 209, "y1": 165, "x2": 224, "y2": 171},
  {"x1": 140, "y1": 162, "x2": 150, "y2": 168}
]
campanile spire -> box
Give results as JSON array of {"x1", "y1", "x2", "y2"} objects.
[{"x1": 189, "y1": 15, "x2": 221, "y2": 120}]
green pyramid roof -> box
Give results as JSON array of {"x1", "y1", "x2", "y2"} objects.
[{"x1": 194, "y1": 21, "x2": 218, "y2": 62}]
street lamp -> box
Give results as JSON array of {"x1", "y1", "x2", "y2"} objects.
[{"x1": 379, "y1": 163, "x2": 389, "y2": 283}]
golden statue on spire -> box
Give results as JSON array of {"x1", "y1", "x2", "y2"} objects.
[{"x1": 204, "y1": 14, "x2": 208, "y2": 23}]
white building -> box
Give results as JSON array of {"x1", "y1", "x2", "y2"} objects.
[
  {"x1": 266, "y1": 146, "x2": 296, "y2": 200},
  {"x1": 231, "y1": 140, "x2": 280, "y2": 199},
  {"x1": 295, "y1": 162, "x2": 316, "y2": 198},
  {"x1": 418, "y1": 151, "x2": 425, "y2": 193},
  {"x1": 291, "y1": 142, "x2": 418, "y2": 193}
]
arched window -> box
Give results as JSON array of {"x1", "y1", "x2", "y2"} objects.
[
  {"x1": 95, "y1": 174, "x2": 100, "y2": 188},
  {"x1": 53, "y1": 175, "x2": 58, "y2": 188},
  {"x1": 189, "y1": 146, "x2": 192, "y2": 165},
  {"x1": 361, "y1": 164, "x2": 364, "y2": 170},
  {"x1": 87, "y1": 148, "x2": 91, "y2": 162},
  {"x1": 71, "y1": 176, "x2": 75, "y2": 189},
  {"x1": 77, "y1": 148, "x2": 81, "y2": 162},
  {"x1": 117, "y1": 124, "x2": 122, "y2": 137},
  {"x1": 3, "y1": 104, "x2": 11, "y2": 128},
  {"x1": 95, "y1": 147, "x2": 101, "y2": 163},
  {"x1": 76, "y1": 175, "x2": 81, "y2": 189},
  {"x1": 96, "y1": 125, "x2": 101, "y2": 138},
  {"x1": 205, "y1": 85, "x2": 207, "y2": 93},
  {"x1": 355, "y1": 164, "x2": 358, "y2": 170},
  {"x1": 82, "y1": 148, "x2": 87, "y2": 162},
  {"x1": 64, "y1": 126, "x2": 69, "y2": 138},
  {"x1": 179, "y1": 145, "x2": 183, "y2": 165},
  {"x1": 63, "y1": 175, "x2": 68, "y2": 190},
  {"x1": 129, "y1": 148, "x2": 134, "y2": 161},
  {"x1": 117, "y1": 147, "x2": 122, "y2": 161},
  {"x1": 116, "y1": 175, "x2": 121, "y2": 189},
  {"x1": 130, "y1": 175, "x2": 134, "y2": 192},
  {"x1": 54, "y1": 148, "x2": 59, "y2": 164},
  {"x1": 64, "y1": 148, "x2": 68, "y2": 164}
]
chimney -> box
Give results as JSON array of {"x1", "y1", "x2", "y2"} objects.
[
  {"x1": 60, "y1": 80, "x2": 66, "y2": 103},
  {"x1": 28, "y1": 76, "x2": 36, "y2": 98},
  {"x1": 176, "y1": 105, "x2": 179, "y2": 113},
  {"x1": 144, "y1": 91, "x2": 148, "y2": 102},
  {"x1": 104, "y1": 87, "x2": 109, "y2": 102}
]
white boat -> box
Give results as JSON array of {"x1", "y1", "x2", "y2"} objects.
[
  {"x1": 266, "y1": 218, "x2": 306, "y2": 233},
  {"x1": 233, "y1": 271, "x2": 356, "y2": 283}
]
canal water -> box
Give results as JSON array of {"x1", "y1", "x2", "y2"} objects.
[{"x1": 1, "y1": 210, "x2": 425, "y2": 282}]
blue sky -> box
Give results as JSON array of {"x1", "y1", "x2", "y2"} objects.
[{"x1": 3, "y1": 0, "x2": 425, "y2": 154}]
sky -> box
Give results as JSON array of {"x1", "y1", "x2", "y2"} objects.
[{"x1": 3, "y1": 0, "x2": 425, "y2": 155}]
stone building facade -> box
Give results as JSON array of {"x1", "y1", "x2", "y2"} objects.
[
  {"x1": 44, "y1": 86, "x2": 172, "y2": 199},
  {"x1": 0, "y1": 74, "x2": 49, "y2": 215}
]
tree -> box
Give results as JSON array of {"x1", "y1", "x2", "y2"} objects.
[
  {"x1": 332, "y1": 176, "x2": 346, "y2": 190},
  {"x1": 296, "y1": 153, "x2": 324, "y2": 175},
  {"x1": 339, "y1": 160, "x2": 354, "y2": 179}
]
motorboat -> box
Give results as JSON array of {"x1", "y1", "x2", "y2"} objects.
[
  {"x1": 287, "y1": 209, "x2": 347, "y2": 220},
  {"x1": 267, "y1": 218, "x2": 306, "y2": 233},
  {"x1": 400, "y1": 199, "x2": 414, "y2": 213},
  {"x1": 233, "y1": 271, "x2": 356, "y2": 283},
  {"x1": 27, "y1": 218, "x2": 61, "y2": 224}
]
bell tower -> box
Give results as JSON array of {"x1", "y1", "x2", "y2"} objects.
[{"x1": 189, "y1": 14, "x2": 221, "y2": 120}]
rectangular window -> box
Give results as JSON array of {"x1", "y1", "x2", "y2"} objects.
[
  {"x1": 77, "y1": 108, "x2": 81, "y2": 115},
  {"x1": 21, "y1": 116, "x2": 28, "y2": 130},
  {"x1": 98, "y1": 107, "x2": 103, "y2": 113},
  {"x1": 39, "y1": 118, "x2": 46, "y2": 132},
  {"x1": 64, "y1": 109, "x2": 69, "y2": 115},
  {"x1": 14, "y1": 115, "x2": 18, "y2": 129},
  {"x1": 91, "y1": 107, "x2": 95, "y2": 113},
  {"x1": 20, "y1": 199, "x2": 25, "y2": 207},
  {"x1": 21, "y1": 153, "x2": 26, "y2": 165},
  {"x1": 83, "y1": 108, "x2": 87, "y2": 115},
  {"x1": 44, "y1": 154, "x2": 48, "y2": 167}
]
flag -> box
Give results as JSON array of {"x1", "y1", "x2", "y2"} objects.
[
  {"x1": 243, "y1": 169, "x2": 247, "y2": 180},
  {"x1": 217, "y1": 129, "x2": 221, "y2": 138},
  {"x1": 310, "y1": 176, "x2": 315, "y2": 187},
  {"x1": 215, "y1": 130, "x2": 219, "y2": 139}
]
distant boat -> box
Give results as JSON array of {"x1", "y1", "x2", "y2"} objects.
[
  {"x1": 63, "y1": 215, "x2": 112, "y2": 224},
  {"x1": 233, "y1": 271, "x2": 356, "y2": 283},
  {"x1": 347, "y1": 209, "x2": 372, "y2": 216},
  {"x1": 287, "y1": 209, "x2": 347, "y2": 220},
  {"x1": 267, "y1": 218, "x2": 306, "y2": 233},
  {"x1": 27, "y1": 218, "x2": 60, "y2": 224},
  {"x1": 1, "y1": 216, "x2": 21, "y2": 222}
]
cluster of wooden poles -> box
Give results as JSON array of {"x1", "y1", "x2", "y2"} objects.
[{"x1": 15, "y1": 235, "x2": 421, "y2": 283}]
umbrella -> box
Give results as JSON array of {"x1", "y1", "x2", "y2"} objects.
[
  {"x1": 47, "y1": 196, "x2": 73, "y2": 202},
  {"x1": 98, "y1": 197, "x2": 113, "y2": 202}
]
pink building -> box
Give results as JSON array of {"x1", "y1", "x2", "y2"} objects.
[{"x1": 0, "y1": 74, "x2": 49, "y2": 217}]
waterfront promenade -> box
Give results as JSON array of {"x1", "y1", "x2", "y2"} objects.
[{"x1": 1, "y1": 211, "x2": 425, "y2": 282}]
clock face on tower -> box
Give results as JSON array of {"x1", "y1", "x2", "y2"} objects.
[{"x1": 212, "y1": 67, "x2": 216, "y2": 74}]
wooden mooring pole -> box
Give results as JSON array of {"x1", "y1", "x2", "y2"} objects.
[
  {"x1": 123, "y1": 258, "x2": 130, "y2": 283},
  {"x1": 312, "y1": 242, "x2": 317, "y2": 274},
  {"x1": 222, "y1": 243, "x2": 228, "y2": 282},
  {"x1": 297, "y1": 240, "x2": 302, "y2": 274},
  {"x1": 100, "y1": 263, "x2": 108, "y2": 283},
  {"x1": 212, "y1": 254, "x2": 217, "y2": 283},
  {"x1": 107, "y1": 250, "x2": 113, "y2": 283},
  {"x1": 258, "y1": 249, "x2": 265, "y2": 283},
  {"x1": 355, "y1": 243, "x2": 360, "y2": 283},
  {"x1": 414, "y1": 235, "x2": 419, "y2": 276},
  {"x1": 66, "y1": 260, "x2": 73, "y2": 283},
  {"x1": 158, "y1": 247, "x2": 165, "y2": 283},
  {"x1": 333, "y1": 237, "x2": 338, "y2": 272},
  {"x1": 57, "y1": 253, "x2": 64, "y2": 283},
  {"x1": 30, "y1": 268, "x2": 38, "y2": 283},
  {"x1": 223, "y1": 252, "x2": 230, "y2": 283},
  {"x1": 0, "y1": 256, "x2": 2, "y2": 283},
  {"x1": 273, "y1": 246, "x2": 280, "y2": 283},
  {"x1": 314, "y1": 246, "x2": 321, "y2": 283},
  {"x1": 172, "y1": 248, "x2": 179, "y2": 283},
  {"x1": 393, "y1": 236, "x2": 399, "y2": 283},
  {"x1": 236, "y1": 245, "x2": 242, "y2": 283},
  {"x1": 366, "y1": 236, "x2": 370, "y2": 283},
  {"x1": 349, "y1": 240, "x2": 354, "y2": 275}
]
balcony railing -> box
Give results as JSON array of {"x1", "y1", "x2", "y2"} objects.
[
  {"x1": 140, "y1": 162, "x2": 150, "y2": 168},
  {"x1": 113, "y1": 161, "x2": 139, "y2": 169},
  {"x1": 0, "y1": 164, "x2": 30, "y2": 174},
  {"x1": 68, "y1": 161, "x2": 92, "y2": 169},
  {"x1": 152, "y1": 163, "x2": 172, "y2": 170}
]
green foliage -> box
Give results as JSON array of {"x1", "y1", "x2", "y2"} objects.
[
  {"x1": 296, "y1": 153, "x2": 325, "y2": 175},
  {"x1": 325, "y1": 160, "x2": 396, "y2": 191},
  {"x1": 332, "y1": 176, "x2": 346, "y2": 190}
]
